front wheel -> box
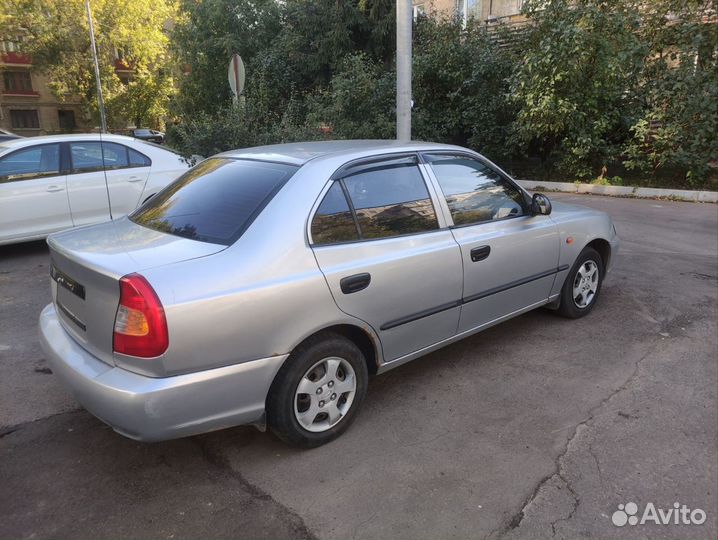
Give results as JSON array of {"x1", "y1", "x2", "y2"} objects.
[
  {"x1": 557, "y1": 247, "x2": 604, "y2": 319},
  {"x1": 267, "y1": 333, "x2": 368, "y2": 448}
]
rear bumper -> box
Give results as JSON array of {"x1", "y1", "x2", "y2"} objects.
[{"x1": 39, "y1": 304, "x2": 287, "y2": 441}]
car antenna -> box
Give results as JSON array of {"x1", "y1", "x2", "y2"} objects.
[{"x1": 98, "y1": 130, "x2": 114, "y2": 221}]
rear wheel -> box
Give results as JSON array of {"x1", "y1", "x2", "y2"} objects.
[
  {"x1": 267, "y1": 333, "x2": 368, "y2": 448},
  {"x1": 557, "y1": 247, "x2": 604, "y2": 319}
]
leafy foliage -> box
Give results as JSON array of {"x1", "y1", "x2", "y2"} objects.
[
  {"x1": 166, "y1": 0, "x2": 717, "y2": 186},
  {"x1": 0, "y1": 0, "x2": 177, "y2": 129},
  {"x1": 623, "y1": 0, "x2": 718, "y2": 183},
  {"x1": 510, "y1": 0, "x2": 645, "y2": 178}
]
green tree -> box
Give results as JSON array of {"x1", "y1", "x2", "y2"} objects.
[
  {"x1": 305, "y1": 53, "x2": 395, "y2": 139},
  {"x1": 0, "y1": 0, "x2": 178, "y2": 129},
  {"x1": 171, "y1": 0, "x2": 281, "y2": 116},
  {"x1": 624, "y1": 0, "x2": 717, "y2": 185},
  {"x1": 412, "y1": 14, "x2": 517, "y2": 159},
  {"x1": 510, "y1": 0, "x2": 644, "y2": 178}
]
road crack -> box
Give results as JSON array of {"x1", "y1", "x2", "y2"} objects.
[
  {"x1": 488, "y1": 340, "x2": 661, "y2": 539},
  {"x1": 192, "y1": 436, "x2": 318, "y2": 540}
]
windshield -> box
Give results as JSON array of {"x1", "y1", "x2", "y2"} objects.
[{"x1": 130, "y1": 157, "x2": 298, "y2": 245}]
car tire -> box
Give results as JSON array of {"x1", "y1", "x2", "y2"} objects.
[
  {"x1": 267, "y1": 332, "x2": 368, "y2": 448},
  {"x1": 557, "y1": 246, "x2": 604, "y2": 319}
]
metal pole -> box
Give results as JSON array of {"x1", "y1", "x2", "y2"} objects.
[
  {"x1": 85, "y1": 0, "x2": 107, "y2": 133},
  {"x1": 396, "y1": 0, "x2": 412, "y2": 141}
]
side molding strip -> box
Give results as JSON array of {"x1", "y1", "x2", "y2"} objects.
[{"x1": 380, "y1": 265, "x2": 570, "y2": 331}]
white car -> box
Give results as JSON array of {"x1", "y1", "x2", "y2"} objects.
[{"x1": 0, "y1": 134, "x2": 191, "y2": 246}]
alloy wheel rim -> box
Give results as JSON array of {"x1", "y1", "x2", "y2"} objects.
[
  {"x1": 572, "y1": 259, "x2": 599, "y2": 309},
  {"x1": 294, "y1": 356, "x2": 357, "y2": 433}
]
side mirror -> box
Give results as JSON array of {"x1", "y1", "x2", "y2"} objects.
[{"x1": 531, "y1": 193, "x2": 552, "y2": 216}]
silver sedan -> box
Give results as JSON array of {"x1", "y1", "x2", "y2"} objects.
[{"x1": 39, "y1": 140, "x2": 619, "y2": 447}]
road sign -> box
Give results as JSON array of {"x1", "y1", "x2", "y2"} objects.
[{"x1": 228, "y1": 54, "x2": 245, "y2": 99}]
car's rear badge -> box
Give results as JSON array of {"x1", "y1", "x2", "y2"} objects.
[{"x1": 50, "y1": 264, "x2": 86, "y2": 300}]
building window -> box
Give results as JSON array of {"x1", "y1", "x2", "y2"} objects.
[
  {"x1": 58, "y1": 110, "x2": 76, "y2": 131},
  {"x1": 10, "y1": 110, "x2": 39, "y2": 129},
  {"x1": 2, "y1": 71, "x2": 33, "y2": 93}
]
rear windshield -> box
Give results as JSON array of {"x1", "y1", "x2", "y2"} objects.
[{"x1": 130, "y1": 157, "x2": 298, "y2": 245}]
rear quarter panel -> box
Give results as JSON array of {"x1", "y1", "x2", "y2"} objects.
[{"x1": 141, "y1": 162, "x2": 382, "y2": 377}]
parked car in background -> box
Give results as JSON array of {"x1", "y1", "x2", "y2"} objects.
[
  {"x1": 0, "y1": 128, "x2": 20, "y2": 142},
  {"x1": 128, "y1": 128, "x2": 164, "y2": 144},
  {"x1": 39, "y1": 140, "x2": 618, "y2": 448},
  {"x1": 0, "y1": 133, "x2": 190, "y2": 245}
]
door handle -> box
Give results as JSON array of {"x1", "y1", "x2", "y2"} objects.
[
  {"x1": 46, "y1": 185, "x2": 64, "y2": 192},
  {"x1": 340, "y1": 273, "x2": 371, "y2": 294},
  {"x1": 127, "y1": 175, "x2": 143, "y2": 182},
  {"x1": 470, "y1": 245, "x2": 491, "y2": 262}
]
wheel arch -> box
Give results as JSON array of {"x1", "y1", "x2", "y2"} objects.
[
  {"x1": 586, "y1": 237, "x2": 611, "y2": 269},
  {"x1": 284, "y1": 324, "x2": 381, "y2": 376}
]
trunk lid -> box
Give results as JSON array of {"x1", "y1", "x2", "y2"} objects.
[{"x1": 48, "y1": 217, "x2": 225, "y2": 365}]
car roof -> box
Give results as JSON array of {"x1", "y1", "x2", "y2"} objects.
[
  {"x1": 216, "y1": 140, "x2": 468, "y2": 166},
  {"x1": 0, "y1": 133, "x2": 143, "y2": 150}
]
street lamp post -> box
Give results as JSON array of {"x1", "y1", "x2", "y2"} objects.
[
  {"x1": 396, "y1": 0, "x2": 412, "y2": 141},
  {"x1": 85, "y1": 0, "x2": 107, "y2": 133}
]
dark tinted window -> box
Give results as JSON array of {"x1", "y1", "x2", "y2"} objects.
[
  {"x1": 426, "y1": 155, "x2": 525, "y2": 226},
  {"x1": 128, "y1": 147, "x2": 151, "y2": 167},
  {"x1": 101, "y1": 142, "x2": 129, "y2": 169},
  {"x1": 0, "y1": 144, "x2": 60, "y2": 182},
  {"x1": 70, "y1": 142, "x2": 104, "y2": 172},
  {"x1": 311, "y1": 182, "x2": 359, "y2": 245},
  {"x1": 342, "y1": 160, "x2": 438, "y2": 239},
  {"x1": 131, "y1": 157, "x2": 297, "y2": 245}
]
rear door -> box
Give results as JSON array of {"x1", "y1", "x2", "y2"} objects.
[
  {"x1": 100, "y1": 142, "x2": 151, "y2": 215},
  {"x1": 310, "y1": 154, "x2": 463, "y2": 362},
  {"x1": 65, "y1": 141, "x2": 112, "y2": 226},
  {"x1": 0, "y1": 143, "x2": 72, "y2": 241},
  {"x1": 423, "y1": 153, "x2": 560, "y2": 333}
]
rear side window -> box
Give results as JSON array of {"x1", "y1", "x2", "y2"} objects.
[
  {"x1": 311, "y1": 182, "x2": 360, "y2": 245},
  {"x1": 131, "y1": 157, "x2": 297, "y2": 245},
  {"x1": 128, "y1": 148, "x2": 151, "y2": 167},
  {"x1": 342, "y1": 159, "x2": 438, "y2": 239},
  {"x1": 0, "y1": 143, "x2": 60, "y2": 182}
]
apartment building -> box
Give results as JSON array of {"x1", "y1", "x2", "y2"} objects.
[
  {"x1": 413, "y1": 0, "x2": 525, "y2": 23},
  {"x1": 0, "y1": 40, "x2": 91, "y2": 136}
]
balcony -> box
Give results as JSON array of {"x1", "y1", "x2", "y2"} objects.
[
  {"x1": 1, "y1": 88, "x2": 40, "y2": 97},
  {"x1": 0, "y1": 52, "x2": 32, "y2": 66}
]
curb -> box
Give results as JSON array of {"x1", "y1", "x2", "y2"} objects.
[{"x1": 516, "y1": 180, "x2": 718, "y2": 203}]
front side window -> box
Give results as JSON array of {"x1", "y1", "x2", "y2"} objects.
[
  {"x1": 425, "y1": 154, "x2": 526, "y2": 226},
  {"x1": 70, "y1": 142, "x2": 104, "y2": 173},
  {"x1": 311, "y1": 182, "x2": 360, "y2": 245},
  {"x1": 0, "y1": 144, "x2": 60, "y2": 182},
  {"x1": 341, "y1": 158, "x2": 438, "y2": 239},
  {"x1": 131, "y1": 157, "x2": 297, "y2": 245}
]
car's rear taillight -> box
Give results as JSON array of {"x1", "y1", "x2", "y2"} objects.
[{"x1": 113, "y1": 273, "x2": 168, "y2": 358}]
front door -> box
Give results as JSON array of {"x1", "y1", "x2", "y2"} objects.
[
  {"x1": 310, "y1": 155, "x2": 463, "y2": 362},
  {"x1": 423, "y1": 153, "x2": 560, "y2": 333}
]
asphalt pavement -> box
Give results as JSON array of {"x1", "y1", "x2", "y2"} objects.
[{"x1": 1, "y1": 193, "x2": 716, "y2": 540}]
